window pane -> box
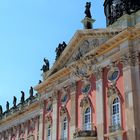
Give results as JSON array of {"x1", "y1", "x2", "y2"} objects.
[
  {"x1": 112, "y1": 97, "x2": 121, "y2": 126},
  {"x1": 62, "y1": 117, "x2": 68, "y2": 139},
  {"x1": 84, "y1": 107, "x2": 91, "y2": 130}
]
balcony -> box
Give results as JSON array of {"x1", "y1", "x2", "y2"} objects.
[{"x1": 73, "y1": 124, "x2": 97, "y2": 140}]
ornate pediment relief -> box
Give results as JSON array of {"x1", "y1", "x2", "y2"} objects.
[
  {"x1": 66, "y1": 37, "x2": 107, "y2": 67},
  {"x1": 35, "y1": 29, "x2": 122, "y2": 92},
  {"x1": 46, "y1": 29, "x2": 120, "y2": 78}
]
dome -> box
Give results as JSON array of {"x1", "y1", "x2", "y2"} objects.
[{"x1": 104, "y1": 0, "x2": 140, "y2": 26}]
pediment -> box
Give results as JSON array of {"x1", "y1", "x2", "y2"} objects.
[
  {"x1": 35, "y1": 27, "x2": 140, "y2": 93},
  {"x1": 45, "y1": 29, "x2": 122, "y2": 79}
]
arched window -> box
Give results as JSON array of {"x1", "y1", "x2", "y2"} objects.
[
  {"x1": 112, "y1": 97, "x2": 121, "y2": 127},
  {"x1": 62, "y1": 117, "x2": 68, "y2": 140},
  {"x1": 84, "y1": 107, "x2": 91, "y2": 130},
  {"x1": 47, "y1": 125, "x2": 51, "y2": 140}
]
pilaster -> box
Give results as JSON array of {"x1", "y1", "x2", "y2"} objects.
[
  {"x1": 95, "y1": 67, "x2": 104, "y2": 140},
  {"x1": 70, "y1": 81, "x2": 76, "y2": 140},
  {"x1": 121, "y1": 52, "x2": 139, "y2": 140},
  {"x1": 38, "y1": 99, "x2": 45, "y2": 140},
  {"x1": 52, "y1": 91, "x2": 59, "y2": 140}
]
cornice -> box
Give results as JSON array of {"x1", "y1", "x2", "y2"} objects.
[
  {"x1": 34, "y1": 67, "x2": 71, "y2": 93},
  {"x1": 0, "y1": 102, "x2": 39, "y2": 127},
  {"x1": 90, "y1": 27, "x2": 140, "y2": 57}
]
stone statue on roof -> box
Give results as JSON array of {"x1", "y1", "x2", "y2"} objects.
[
  {"x1": 21, "y1": 91, "x2": 25, "y2": 104},
  {"x1": 85, "y1": 2, "x2": 92, "y2": 18},
  {"x1": 6, "y1": 101, "x2": 9, "y2": 112},
  {"x1": 55, "y1": 41, "x2": 67, "y2": 60},
  {"x1": 41, "y1": 58, "x2": 50, "y2": 73},
  {"x1": 13, "y1": 96, "x2": 17, "y2": 107},
  {"x1": 0, "y1": 105, "x2": 3, "y2": 115},
  {"x1": 29, "y1": 86, "x2": 34, "y2": 99}
]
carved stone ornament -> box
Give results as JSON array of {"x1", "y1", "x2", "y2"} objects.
[
  {"x1": 61, "y1": 94, "x2": 68, "y2": 105},
  {"x1": 39, "y1": 99, "x2": 45, "y2": 109},
  {"x1": 81, "y1": 80, "x2": 91, "y2": 94},
  {"x1": 93, "y1": 66, "x2": 103, "y2": 80},
  {"x1": 60, "y1": 106, "x2": 67, "y2": 116},
  {"x1": 71, "y1": 60, "x2": 93, "y2": 81},
  {"x1": 107, "y1": 84, "x2": 119, "y2": 98},
  {"x1": 29, "y1": 118, "x2": 35, "y2": 131},
  {"x1": 90, "y1": 38, "x2": 99, "y2": 48},
  {"x1": 107, "y1": 66, "x2": 119, "y2": 83},
  {"x1": 70, "y1": 81, "x2": 76, "y2": 93},
  {"x1": 120, "y1": 51, "x2": 139, "y2": 67},
  {"x1": 4, "y1": 130, "x2": 9, "y2": 139},
  {"x1": 46, "y1": 97, "x2": 53, "y2": 112},
  {"x1": 80, "y1": 96, "x2": 91, "y2": 108},
  {"x1": 10, "y1": 126, "x2": 17, "y2": 137},
  {"x1": 19, "y1": 123, "x2": 25, "y2": 135},
  {"x1": 46, "y1": 114, "x2": 52, "y2": 122},
  {"x1": 104, "y1": 0, "x2": 140, "y2": 26}
]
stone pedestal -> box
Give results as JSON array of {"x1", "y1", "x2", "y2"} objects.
[
  {"x1": 109, "y1": 10, "x2": 140, "y2": 28},
  {"x1": 81, "y1": 17, "x2": 95, "y2": 29}
]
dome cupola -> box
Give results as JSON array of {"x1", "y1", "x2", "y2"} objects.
[{"x1": 104, "y1": 0, "x2": 140, "y2": 26}]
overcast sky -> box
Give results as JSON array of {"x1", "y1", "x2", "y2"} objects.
[{"x1": 0, "y1": 0, "x2": 105, "y2": 110}]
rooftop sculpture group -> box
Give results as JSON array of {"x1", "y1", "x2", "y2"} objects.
[
  {"x1": 104, "y1": 0, "x2": 140, "y2": 25},
  {"x1": 41, "y1": 58, "x2": 50, "y2": 73},
  {"x1": 0, "y1": 86, "x2": 36, "y2": 116},
  {"x1": 55, "y1": 41, "x2": 67, "y2": 60}
]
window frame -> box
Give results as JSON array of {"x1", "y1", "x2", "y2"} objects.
[
  {"x1": 61, "y1": 116, "x2": 68, "y2": 140},
  {"x1": 83, "y1": 107, "x2": 92, "y2": 130},
  {"x1": 111, "y1": 97, "x2": 121, "y2": 127}
]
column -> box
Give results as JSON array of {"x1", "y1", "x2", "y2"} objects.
[
  {"x1": 70, "y1": 82, "x2": 76, "y2": 140},
  {"x1": 52, "y1": 91, "x2": 58, "y2": 140},
  {"x1": 131, "y1": 54, "x2": 140, "y2": 139},
  {"x1": 38, "y1": 100, "x2": 45, "y2": 140},
  {"x1": 16, "y1": 126, "x2": 19, "y2": 140},
  {"x1": 95, "y1": 67, "x2": 104, "y2": 140},
  {"x1": 16, "y1": 125, "x2": 19, "y2": 140},
  {"x1": 34, "y1": 116, "x2": 39, "y2": 140},
  {"x1": 25, "y1": 121, "x2": 28, "y2": 140},
  {"x1": 121, "y1": 52, "x2": 138, "y2": 140}
]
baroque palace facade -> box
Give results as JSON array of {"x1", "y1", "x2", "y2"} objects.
[{"x1": 0, "y1": 1, "x2": 140, "y2": 140}]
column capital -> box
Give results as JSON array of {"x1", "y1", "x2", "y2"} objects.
[
  {"x1": 94, "y1": 66, "x2": 103, "y2": 80},
  {"x1": 120, "y1": 51, "x2": 139, "y2": 67}
]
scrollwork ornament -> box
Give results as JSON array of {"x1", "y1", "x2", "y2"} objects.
[
  {"x1": 46, "y1": 114, "x2": 52, "y2": 122},
  {"x1": 80, "y1": 96, "x2": 91, "y2": 108},
  {"x1": 107, "y1": 84, "x2": 119, "y2": 98},
  {"x1": 120, "y1": 51, "x2": 139, "y2": 67},
  {"x1": 52, "y1": 89, "x2": 59, "y2": 101},
  {"x1": 131, "y1": 51, "x2": 139, "y2": 66},
  {"x1": 93, "y1": 66, "x2": 103, "y2": 80},
  {"x1": 60, "y1": 106, "x2": 67, "y2": 116},
  {"x1": 39, "y1": 99, "x2": 45, "y2": 109},
  {"x1": 70, "y1": 81, "x2": 76, "y2": 93}
]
